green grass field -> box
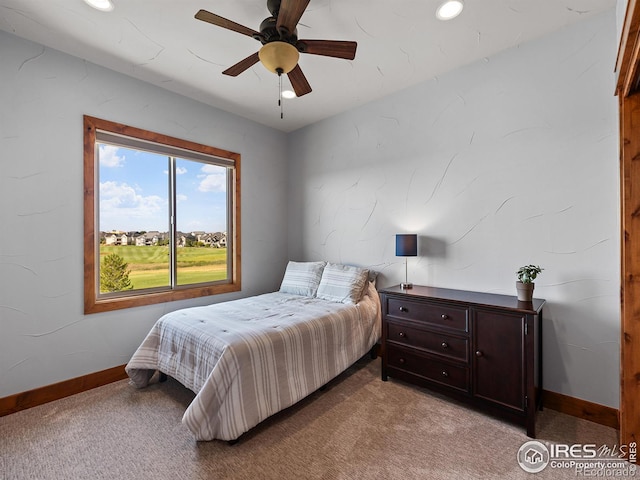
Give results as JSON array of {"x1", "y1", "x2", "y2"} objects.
[{"x1": 99, "y1": 245, "x2": 227, "y2": 291}]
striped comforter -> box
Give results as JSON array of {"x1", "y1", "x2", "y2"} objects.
[{"x1": 125, "y1": 282, "x2": 381, "y2": 441}]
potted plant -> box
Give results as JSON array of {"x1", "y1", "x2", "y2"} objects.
[{"x1": 516, "y1": 265, "x2": 543, "y2": 302}]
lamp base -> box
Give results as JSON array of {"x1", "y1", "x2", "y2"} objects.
[{"x1": 400, "y1": 282, "x2": 413, "y2": 289}]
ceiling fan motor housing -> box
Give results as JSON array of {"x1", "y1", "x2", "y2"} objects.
[{"x1": 259, "y1": 17, "x2": 297, "y2": 45}]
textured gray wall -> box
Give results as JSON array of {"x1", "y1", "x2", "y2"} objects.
[
  {"x1": 0, "y1": 31, "x2": 289, "y2": 397},
  {"x1": 0, "y1": 10, "x2": 621, "y2": 409},
  {"x1": 288, "y1": 11, "x2": 619, "y2": 407}
]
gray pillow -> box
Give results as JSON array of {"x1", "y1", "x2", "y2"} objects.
[
  {"x1": 279, "y1": 261, "x2": 326, "y2": 297},
  {"x1": 316, "y1": 263, "x2": 370, "y2": 304}
]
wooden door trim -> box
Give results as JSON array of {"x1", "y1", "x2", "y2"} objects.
[
  {"x1": 619, "y1": 92, "x2": 640, "y2": 448},
  {"x1": 617, "y1": 0, "x2": 640, "y2": 451},
  {"x1": 617, "y1": 0, "x2": 640, "y2": 96}
]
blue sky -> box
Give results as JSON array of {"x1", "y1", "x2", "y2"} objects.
[{"x1": 98, "y1": 144, "x2": 228, "y2": 233}]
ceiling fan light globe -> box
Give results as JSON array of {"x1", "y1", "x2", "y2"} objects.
[{"x1": 259, "y1": 42, "x2": 300, "y2": 74}]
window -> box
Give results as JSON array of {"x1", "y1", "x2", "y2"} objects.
[{"x1": 83, "y1": 116, "x2": 241, "y2": 313}]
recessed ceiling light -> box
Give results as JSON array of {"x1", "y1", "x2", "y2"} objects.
[
  {"x1": 436, "y1": 0, "x2": 463, "y2": 21},
  {"x1": 281, "y1": 90, "x2": 296, "y2": 99},
  {"x1": 83, "y1": 0, "x2": 114, "y2": 12}
]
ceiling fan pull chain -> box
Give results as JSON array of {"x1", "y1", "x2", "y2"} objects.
[{"x1": 278, "y1": 69, "x2": 284, "y2": 119}]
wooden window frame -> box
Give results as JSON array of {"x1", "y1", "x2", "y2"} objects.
[{"x1": 83, "y1": 115, "x2": 241, "y2": 314}]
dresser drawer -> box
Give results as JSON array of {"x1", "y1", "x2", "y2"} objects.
[
  {"x1": 386, "y1": 322, "x2": 469, "y2": 363},
  {"x1": 386, "y1": 346, "x2": 469, "y2": 392},
  {"x1": 386, "y1": 298, "x2": 468, "y2": 332}
]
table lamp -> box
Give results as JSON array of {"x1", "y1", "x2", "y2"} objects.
[{"x1": 396, "y1": 234, "x2": 418, "y2": 289}]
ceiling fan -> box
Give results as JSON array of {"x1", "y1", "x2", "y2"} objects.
[{"x1": 195, "y1": 0, "x2": 357, "y2": 97}]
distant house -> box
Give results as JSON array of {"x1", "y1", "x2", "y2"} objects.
[
  {"x1": 203, "y1": 231, "x2": 226, "y2": 248},
  {"x1": 104, "y1": 232, "x2": 129, "y2": 246},
  {"x1": 198, "y1": 232, "x2": 225, "y2": 247},
  {"x1": 177, "y1": 234, "x2": 186, "y2": 247},
  {"x1": 135, "y1": 231, "x2": 161, "y2": 246},
  {"x1": 104, "y1": 230, "x2": 223, "y2": 247},
  {"x1": 199, "y1": 233, "x2": 215, "y2": 246},
  {"x1": 134, "y1": 235, "x2": 147, "y2": 246}
]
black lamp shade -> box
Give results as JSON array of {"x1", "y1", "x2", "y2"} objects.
[{"x1": 396, "y1": 234, "x2": 418, "y2": 257}]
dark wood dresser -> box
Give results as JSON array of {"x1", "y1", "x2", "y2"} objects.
[{"x1": 379, "y1": 284, "x2": 545, "y2": 437}]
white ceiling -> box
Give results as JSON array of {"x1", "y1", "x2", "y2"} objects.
[{"x1": 0, "y1": 0, "x2": 616, "y2": 132}]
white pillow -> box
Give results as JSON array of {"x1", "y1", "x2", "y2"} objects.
[
  {"x1": 279, "y1": 261, "x2": 326, "y2": 297},
  {"x1": 316, "y1": 263, "x2": 370, "y2": 304}
]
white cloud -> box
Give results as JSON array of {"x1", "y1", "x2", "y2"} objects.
[
  {"x1": 99, "y1": 181, "x2": 166, "y2": 230},
  {"x1": 177, "y1": 194, "x2": 188, "y2": 203},
  {"x1": 198, "y1": 164, "x2": 226, "y2": 192},
  {"x1": 164, "y1": 166, "x2": 188, "y2": 175},
  {"x1": 99, "y1": 145, "x2": 125, "y2": 168},
  {"x1": 201, "y1": 164, "x2": 221, "y2": 174}
]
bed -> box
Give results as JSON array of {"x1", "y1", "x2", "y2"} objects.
[{"x1": 125, "y1": 261, "x2": 381, "y2": 441}]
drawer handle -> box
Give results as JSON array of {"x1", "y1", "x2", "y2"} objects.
[
  {"x1": 399, "y1": 306, "x2": 408, "y2": 313},
  {"x1": 441, "y1": 314, "x2": 449, "y2": 320},
  {"x1": 441, "y1": 342, "x2": 448, "y2": 349},
  {"x1": 399, "y1": 357, "x2": 406, "y2": 364},
  {"x1": 398, "y1": 331, "x2": 406, "y2": 338},
  {"x1": 475, "y1": 350, "x2": 483, "y2": 357},
  {"x1": 441, "y1": 371, "x2": 449, "y2": 377}
]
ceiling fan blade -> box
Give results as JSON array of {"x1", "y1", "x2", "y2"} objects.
[
  {"x1": 287, "y1": 64, "x2": 312, "y2": 97},
  {"x1": 297, "y1": 40, "x2": 357, "y2": 60},
  {"x1": 195, "y1": 9, "x2": 260, "y2": 38},
  {"x1": 276, "y1": 0, "x2": 310, "y2": 36},
  {"x1": 222, "y1": 52, "x2": 260, "y2": 77}
]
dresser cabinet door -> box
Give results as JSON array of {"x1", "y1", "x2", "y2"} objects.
[{"x1": 472, "y1": 309, "x2": 525, "y2": 412}]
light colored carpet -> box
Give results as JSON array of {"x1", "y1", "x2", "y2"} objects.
[{"x1": 0, "y1": 357, "x2": 622, "y2": 480}]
